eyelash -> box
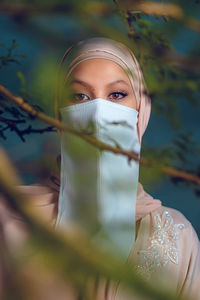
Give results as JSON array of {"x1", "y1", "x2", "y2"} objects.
[
  {"x1": 108, "y1": 91, "x2": 128, "y2": 100},
  {"x1": 73, "y1": 91, "x2": 128, "y2": 102}
]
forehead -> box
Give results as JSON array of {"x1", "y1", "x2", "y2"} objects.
[{"x1": 70, "y1": 58, "x2": 129, "y2": 79}]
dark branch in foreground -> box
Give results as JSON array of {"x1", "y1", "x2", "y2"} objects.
[
  {"x1": 1, "y1": 83, "x2": 200, "y2": 186},
  {"x1": 0, "y1": 115, "x2": 55, "y2": 141}
]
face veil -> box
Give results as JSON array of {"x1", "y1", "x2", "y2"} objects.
[
  {"x1": 55, "y1": 37, "x2": 151, "y2": 260},
  {"x1": 55, "y1": 37, "x2": 151, "y2": 144}
]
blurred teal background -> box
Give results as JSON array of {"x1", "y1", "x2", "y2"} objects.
[{"x1": 0, "y1": 14, "x2": 200, "y2": 236}]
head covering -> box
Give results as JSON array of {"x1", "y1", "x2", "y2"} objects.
[
  {"x1": 56, "y1": 37, "x2": 151, "y2": 144},
  {"x1": 55, "y1": 37, "x2": 161, "y2": 223}
]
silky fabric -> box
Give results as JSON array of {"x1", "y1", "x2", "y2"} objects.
[
  {"x1": 1, "y1": 185, "x2": 199, "y2": 299},
  {"x1": 56, "y1": 37, "x2": 161, "y2": 220},
  {"x1": 55, "y1": 37, "x2": 161, "y2": 237},
  {"x1": 57, "y1": 37, "x2": 151, "y2": 144},
  {"x1": 0, "y1": 38, "x2": 199, "y2": 300},
  {"x1": 56, "y1": 99, "x2": 140, "y2": 258}
]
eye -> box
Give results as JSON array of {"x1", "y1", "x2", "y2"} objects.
[
  {"x1": 108, "y1": 91, "x2": 128, "y2": 100},
  {"x1": 73, "y1": 93, "x2": 90, "y2": 102}
]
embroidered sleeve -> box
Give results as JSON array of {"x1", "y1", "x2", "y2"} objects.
[{"x1": 135, "y1": 210, "x2": 186, "y2": 280}]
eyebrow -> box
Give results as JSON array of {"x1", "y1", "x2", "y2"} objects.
[
  {"x1": 106, "y1": 79, "x2": 130, "y2": 87},
  {"x1": 71, "y1": 79, "x2": 130, "y2": 91}
]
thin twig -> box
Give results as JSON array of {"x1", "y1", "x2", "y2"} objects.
[
  {"x1": 114, "y1": 1, "x2": 200, "y2": 33},
  {"x1": 1, "y1": 83, "x2": 200, "y2": 186},
  {"x1": 0, "y1": 147, "x2": 180, "y2": 300},
  {"x1": 0, "y1": 83, "x2": 140, "y2": 161},
  {"x1": 0, "y1": 116, "x2": 25, "y2": 125},
  {"x1": 127, "y1": 10, "x2": 135, "y2": 37},
  {"x1": 0, "y1": 1, "x2": 200, "y2": 33}
]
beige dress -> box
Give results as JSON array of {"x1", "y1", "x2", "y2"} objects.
[{"x1": 0, "y1": 183, "x2": 199, "y2": 300}]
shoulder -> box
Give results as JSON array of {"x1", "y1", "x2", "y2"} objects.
[
  {"x1": 0, "y1": 184, "x2": 59, "y2": 254},
  {"x1": 148, "y1": 205, "x2": 199, "y2": 252},
  {"x1": 152, "y1": 207, "x2": 200, "y2": 299},
  {"x1": 0, "y1": 184, "x2": 58, "y2": 201},
  {"x1": 136, "y1": 204, "x2": 200, "y2": 269},
  {"x1": 134, "y1": 205, "x2": 200, "y2": 296},
  {"x1": 0, "y1": 184, "x2": 59, "y2": 226},
  {"x1": 147, "y1": 206, "x2": 200, "y2": 284},
  {"x1": 152, "y1": 205, "x2": 198, "y2": 240},
  {"x1": 151, "y1": 205, "x2": 190, "y2": 228},
  {"x1": 19, "y1": 184, "x2": 59, "y2": 223}
]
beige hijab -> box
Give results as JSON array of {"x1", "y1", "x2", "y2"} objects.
[
  {"x1": 55, "y1": 37, "x2": 161, "y2": 222},
  {"x1": 57, "y1": 37, "x2": 150, "y2": 144},
  {"x1": 0, "y1": 38, "x2": 160, "y2": 227},
  {"x1": 4, "y1": 35, "x2": 161, "y2": 228}
]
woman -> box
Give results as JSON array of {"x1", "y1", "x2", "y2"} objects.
[
  {"x1": 53, "y1": 37, "x2": 200, "y2": 299},
  {"x1": 1, "y1": 37, "x2": 200, "y2": 300}
]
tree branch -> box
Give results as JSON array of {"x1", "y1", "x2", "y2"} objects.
[
  {"x1": 0, "y1": 83, "x2": 140, "y2": 160},
  {"x1": 0, "y1": 2, "x2": 112, "y2": 18},
  {"x1": 0, "y1": 146, "x2": 180, "y2": 300},
  {"x1": 1, "y1": 83, "x2": 200, "y2": 186},
  {"x1": 0, "y1": 115, "x2": 25, "y2": 125},
  {"x1": 116, "y1": 1, "x2": 200, "y2": 33},
  {"x1": 0, "y1": 115, "x2": 55, "y2": 141},
  {"x1": 1, "y1": 1, "x2": 200, "y2": 33}
]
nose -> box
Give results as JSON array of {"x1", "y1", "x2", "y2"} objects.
[{"x1": 92, "y1": 89, "x2": 106, "y2": 100}]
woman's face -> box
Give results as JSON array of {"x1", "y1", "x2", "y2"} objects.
[{"x1": 68, "y1": 58, "x2": 137, "y2": 110}]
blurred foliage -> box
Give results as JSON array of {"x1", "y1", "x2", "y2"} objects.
[
  {"x1": 0, "y1": 147, "x2": 182, "y2": 300},
  {"x1": 0, "y1": 39, "x2": 26, "y2": 69},
  {"x1": 0, "y1": 0, "x2": 200, "y2": 299},
  {"x1": 0, "y1": 43, "x2": 55, "y2": 141},
  {"x1": 0, "y1": 96, "x2": 55, "y2": 141}
]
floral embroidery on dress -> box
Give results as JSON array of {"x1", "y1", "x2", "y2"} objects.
[{"x1": 135, "y1": 210, "x2": 186, "y2": 280}]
